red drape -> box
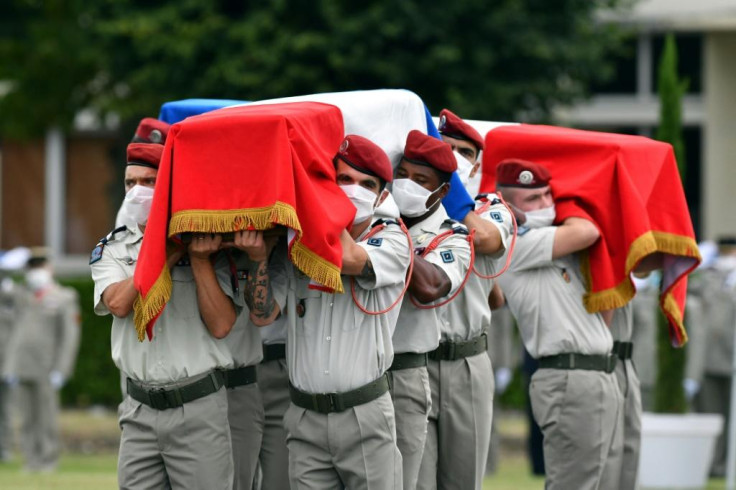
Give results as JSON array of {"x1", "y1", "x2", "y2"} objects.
[
  {"x1": 481, "y1": 124, "x2": 700, "y2": 346},
  {"x1": 133, "y1": 102, "x2": 354, "y2": 340}
]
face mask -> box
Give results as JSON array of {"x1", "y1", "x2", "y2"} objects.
[
  {"x1": 465, "y1": 169, "x2": 482, "y2": 200},
  {"x1": 392, "y1": 178, "x2": 442, "y2": 218},
  {"x1": 340, "y1": 184, "x2": 377, "y2": 225},
  {"x1": 26, "y1": 268, "x2": 53, "y2": 292},
  {"x1": 524, "y1": 205, "x2": 556, "y2": 229},
  {"x1": 454, "y1": 151, "x2": 474, "y2": 188},
  {"x1": 121, "y1": 185, "x2": 154, "y2": 226}
]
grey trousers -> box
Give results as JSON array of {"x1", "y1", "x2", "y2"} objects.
[
  {"x1": 117, "y1": 385, "x2": 233, "y2": 490},
  {"x1": 695, "y1": 373, "x2": 731, "y2": 477},
  {"x1": 15, "y1": 379, "x2": 59, "y2": 470},
  {"x1": 257, "y1": 358, "x2": 291, "y2": 490},
  {"x1": 227, "y1": 381, "x2": 264, "y2": 490},
  {"x1": 0, "y1": 381, "x2": 12, "y2": 459},
  {"x1": 417, "y1": 353, "x2": 494, "y2": 490},
  {"x1": 390, "y1": 365, "x2": 431, "y2": 490},
  {"x1": 530, "y1": 368, "x2": 623, "y2": 490},
  {"x1": 283, "y1": 392, "x2": 402, "y2": 490},
  {"x1": 612, "y1": 359, "x2": 642, "y2": 490}
]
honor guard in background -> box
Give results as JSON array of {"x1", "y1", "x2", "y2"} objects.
[
  {"x1": 91, "y1": 143, "x2": 240, "y2": 490},
  {"x1": 687, "y1": 237, "x2": 736, "y2": 477},
  {"x1": 3, "y1": 248, "x2": 80, "y2": 472},
  {"x1": 418, "y1": 111, "x2": 513, "y2": 490},
  {"x1": 495, "y1": 159, "x2": 624, "y2": 490},
  {"x1": 241, "y1": 135, "x2": 410, "y2": 489},
  {"x1": 391, "y1": 130, "x2": 472, "y2": 490},
  {"x1": 255, "y1": 299, "x2": 290, "y2": 489},
  {"x1": 630, "y1": 273, "x2": 659, "y2": 411}
]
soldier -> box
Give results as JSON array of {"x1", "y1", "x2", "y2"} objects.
[
  {"x1": 240, "y1": 135, "x2": 410, "y2": 489},
  {"x1": 438, "y1": 109, "x2": 484, "y2": 199},
  {"x1": 418, "y1": 111, "x2": 514, "y2": 489},
  {"x1": 494, "y1": 159, "x2": 623, "y2": 490},
  {"x1": 255, "y1": 305, "x2": 290, "y2": 489},
  {"x1": 688, "y1": 237, "x2": 736, "y2": 477},
  {"x1": 630, "y1": 273, "x2": 659, "y2": 411},
  {"x1": 390, "y1": 130, "x2": 472, "y2": 490},
  {"x1": 91, "y1": 142, "x2": 240, "y2": 489},
  {"x1": 2, "y1": 248, "x2": 80, "y2": 472}
]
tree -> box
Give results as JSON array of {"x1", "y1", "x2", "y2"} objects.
[
  {"x1": 0, "y1": 0, "x2": 628, "y2": 139},
  {"x1": 653, "y1": 33, "x2": 689, "y2": 414}
]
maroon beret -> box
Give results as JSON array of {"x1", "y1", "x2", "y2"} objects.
[
  {"x1": 438, "y1": 109, "x2": 484, "y2": 152},
  {"x1": 335, "y1": 134, "x2": 393, "y2": 183},
  {"x1": 127, "y1": 143, "x2": 164, "y2": 170},
  {"x1": 132, "y1": 118, "x2": 171, "y2": 144},
  {"x1": 402, "y1": 130, "x2": 457, "y2": 174},
  {"x1": 496, "y1": 159, "x2": 551, "y2": 188}
]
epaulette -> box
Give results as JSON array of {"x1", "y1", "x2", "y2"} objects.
[
  {"x1": 476, "y1": 193, "x2": 502, "y2": 206},
  {"x1": 89, "y1": 225, "x2": 127, "y2": 265},
  {"x1": 517, "y1": 226, "x2": 531, "y2": 236},
  {"x1": 371, "y1": 218, "x2": 399, "y2": 228},
  {"x1": 442, "y1": 219, "x2": 469, "y2": 236}
]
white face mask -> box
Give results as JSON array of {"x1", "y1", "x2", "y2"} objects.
[
  {"x1": 454, "y1": 151, "x2": 474, "y2": 188},
  {"x1": 121, "y1": 185, "x2": 154, "y2": 226},
  {"x1": 340, "y1": 184, "x2": 378, "y2": 225},
  {"x1": 392, "y1": 178, "x2": 442, "y2": 218},
  {"x1": 524, "y1": 205, "x2": 556, "y2": 229},
  {"x1": 26, "y1": 268, "x2": 53, "y2": 292}
]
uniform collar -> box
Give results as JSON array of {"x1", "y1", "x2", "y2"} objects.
[
  {"x1": 122, "y1": 225, "x2": 145, "y2": 245},
  {"x1": 409, "y1": 205, "x2": 450, "y2": 237}
]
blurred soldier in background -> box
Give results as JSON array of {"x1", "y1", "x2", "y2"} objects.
[
  {"x1": 686, "y1": 237, "x2": 736, "y2": 477},
  {"x1": 2, "y1": 248, "x2": 81, "y2": 472},
  {"x1": 630, "y1": 273, "x2": 660, "y2": 411}
]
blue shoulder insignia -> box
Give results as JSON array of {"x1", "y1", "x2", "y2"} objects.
[
  {"x1": 440, "y1": 250, "x2": 455, "y2": 263},
  {"x1": 367, "y1": 237, "x2": 383, "y2": 247}
]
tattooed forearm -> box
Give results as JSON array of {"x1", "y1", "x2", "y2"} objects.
[
  {"x1": 244, "y1": 260, "x2": 276, "y2": 319},
  {"x1": 359, "y1": 258, "x2": 376, "y2": 281}
]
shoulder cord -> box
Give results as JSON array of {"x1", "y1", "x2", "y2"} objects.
[
  {"x1": 350, "y1": 219, "x2": 415, "y2": 315},
  {"x1": 409, "y1": 227, "x2": 477, "y2": 310},
  {"x1": 472, "y1": 193, "x2": 518, "y2": 280}
]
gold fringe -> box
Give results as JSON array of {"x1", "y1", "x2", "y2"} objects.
[
  {"x1": 291, "y1": 241, "x2": 344, "y2": 294},
  {"x1": 133, "y1": 266, "x2": 172, "y2": 342},
  {"x1": 580, "y1": 230, "x2": 700, "y2": 345},
  {"x1": 169, "y1": 202, "x2": 302, "y2": 237}
]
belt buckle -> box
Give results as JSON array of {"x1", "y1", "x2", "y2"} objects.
[
  {"x1": 149, "y1": 388, "x2": 169, "y2": 410},
  {"x1": 446, "y1": 343, "x2": 456, "y2": 361},
  {"x1": 313, "y1": 394, "x2": 334, "y2": 413},
  {"x1": 567, "y1": 353, "x2": 576, "y2": 369}
]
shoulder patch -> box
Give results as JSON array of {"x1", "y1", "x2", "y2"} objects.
[
  {"x1": 440, "y1": 250, "x2": 455, "y2": 263},
  {"x1": 89, "y1": 244, "x2": 104, "y2": 265},
  {"x1": 367, "y1": 237, "x2": 383, "y2": 247},
  {"x1": 518, "y1": 226, "x2": 531, "y2": 236},
  {"x1": 490, "y1": 211, "x2": 503, "y2": 223}
]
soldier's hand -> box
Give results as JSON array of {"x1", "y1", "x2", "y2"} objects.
[
  {"x1": 188, "y1": 233, "x2": 223, "y2": 260},
  {"x1": 49, "y1": 371, "x2": 64, "y2": 390},
  {"x1": 166, "y1": 240, "x2": 186, "y2": 269},
  {"x1": 233, "y1": 230, "x2": 271, "y2": 262}
]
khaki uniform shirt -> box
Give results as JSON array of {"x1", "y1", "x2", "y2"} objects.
[
  {"x1": 0, "y1": 279, "x2": 21, "y2": 369},
  {"x1": 3, "y1": 283, "x2": 80, "y2": 381},
  {"x1": 275, "y1": 221, "x2": 410, "y2": 394},
  {"x1": 393, "y1": 206, "x2": 471, "y2": 354},
  {"x1": 497, "y1": 226, "x2": 613, "y2": 359},
  {"x1": 91, "y1": 225, "x2": 240, "y2": 384},
  {"x1": 610, "y1": 302, "x2": 633, "y2": 342},
  {"x1": 442, "y1": 195, "x2": 513, "y2": 342}
]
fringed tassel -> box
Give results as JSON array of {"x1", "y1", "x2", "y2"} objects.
[
  {"x1": 291, "y1": 241, "x2": 344, "y2": 294},
  {"x1": 168, "y1": 202, "x2": 302, "y2": 237},
  {"x1": 662, "y1": 292, "x2": 688, "y2": 347},
  {"x1": 133, "y1": 266, "x2": 172, "y2": 342}
]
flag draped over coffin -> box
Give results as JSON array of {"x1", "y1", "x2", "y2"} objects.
[
  {"x1": 133, "y1": 102, "x2": 353, "y2": 341},
  {"x1": 480, "y1": 124, "x2": 701, "y2": 347}
]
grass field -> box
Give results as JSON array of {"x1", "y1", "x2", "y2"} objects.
[{"x1": 0, "y1": 409, "x2": 727, "y2": 489}]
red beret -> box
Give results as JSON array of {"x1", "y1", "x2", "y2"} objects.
[
  {"x1": 132, "y1": 118, "x2": 171, "y2": 144},
  {"x1": 496, "y1": 159, "x2": 551, "y2": 188},
  {"x1": 127, "y1": 143, "x2": 164, "y2": 169},
  {"x1": 402, "y1": 130, "x2": 457, "y2": 174},
  {"x1": 335, "y1": 135, "x2": 393, "y2": 183},
  {"x1": 438, "y1": 109, "x2": 484, "y2": 152}
]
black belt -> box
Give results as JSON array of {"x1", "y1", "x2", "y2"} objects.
[
  {"x1": 127, "y1": 371, "x2": 225, "y2": 410},
  {"x1": 223, "y1": 365, "x2": 257, "y2": 388},
  {"x1": 289, "y1": 373, "x2": 391, "y2": 414},
  {"x1": 612, "y1": 341, "x2": 634, "y2": 361},
  {"x1": 538, "y1": 353, "x2": 617, "y2": 373},
  {"x1": 262, "y1": 343, "x2": 286, "y2": 363},
  {"x1": 429, "y1": 334, "x2": 488, "y2": 361},
  {"x1": 389, "y1": 352, "x2": 428, "y2": 371}
]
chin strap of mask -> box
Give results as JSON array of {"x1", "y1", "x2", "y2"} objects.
[
  {"x1": 472, "y1": 193, "x2": 518, "y2": 280},
  {"x1": 350, "y1": 218, "x2": 415, "y2": 316},
  {"x1": 410, "y1": 227, "x2": 476, "y2": 310}
]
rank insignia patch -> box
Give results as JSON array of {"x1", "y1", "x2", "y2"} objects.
[
  {"x1": 367, "y1": 238, "x2": 383, "y2": 247},
  {"x1": 490, "y1": 211, "x2": 503, "y2": 223},
  {"x1": 440, "y1": 250, "x2": 455, "y2": 263},
  {"x1": 89, "y1": 245, "x2": 104, "y2": 265}
]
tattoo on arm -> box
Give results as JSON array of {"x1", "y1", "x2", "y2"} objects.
[
  {"x1": 244, "y1": 261, "x2": 276, "y2": 319},
  {"x1": 359, "y1": 257, "x2": 376, "y2": 281}
]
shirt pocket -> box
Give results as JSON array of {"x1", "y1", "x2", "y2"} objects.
[{"x1": 293, "y1": 280, "x2": 322, "y2": 337}]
